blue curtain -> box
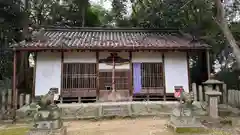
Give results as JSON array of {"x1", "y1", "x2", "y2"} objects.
[{"x1": 133, "y1": 63, "x2": 142, "y2": 93}]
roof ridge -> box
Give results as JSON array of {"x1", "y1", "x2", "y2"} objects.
[{"x1": 41, "y1": 25, "x2": 180, "y2": 32}]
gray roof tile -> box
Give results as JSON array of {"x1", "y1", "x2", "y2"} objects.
[{"x1": 13, "y1": 27, "x2": 209, "y2": 50}]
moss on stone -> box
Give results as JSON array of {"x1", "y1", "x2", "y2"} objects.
[
  {"x1": 175, "y1": 127, "x2": 208, "y2": 133},
  {"x1": 0, "y1": 127, "x2": 29, "y2": 135}
]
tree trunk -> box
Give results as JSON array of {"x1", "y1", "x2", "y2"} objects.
[
  {"x1": 81, "y1": 7, "x2": 85, "y2": 27},
  {"x1": 214, "y1": 0, "x2": 240, "y2": 68}
]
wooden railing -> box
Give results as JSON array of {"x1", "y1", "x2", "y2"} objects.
[
  {"x1": 191, "y1": 83, "x2": 228, "y2": 104},
  {"x1": 227, "y1": 89, "x2": 240, "y2": 108},
  {"x1": 0, "y1": 89, "x2": 31, "y2": 120}
]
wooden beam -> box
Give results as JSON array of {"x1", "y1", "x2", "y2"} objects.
[
  {"x1": 187, "y1": 52, "x2": 191, "y2": 91},
  {"x1": 129, "y1": 51, "x2": 133, "y2": 99},
  {"x1": 12, "y1": 49, "x2": 17, "y2": 120},
  {"x1": 162, "y1": 53, "x2": 166, "y2": 101},
  {"x1": 60, "y1": 51, "x2": 64, "y2": 103},
  {"x1": 14, "y1": 47, "x2": 208, "y2": 52},
  {"x1": 32, "y1": 52, "x2": 37, "y2": 102},
  {"x1": 206, "y1": 50, "x2": 211, "y2": 79},
  {"x1": 96, "y1": 52, "x2": 100, "y2": 101}
]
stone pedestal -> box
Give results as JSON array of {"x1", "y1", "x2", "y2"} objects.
[
  {"x1": 34, "y1": 120, "x2": 63, "y2": 129},
  {"x1": 205, "y1": 91, "x2": 222, "y2": 119},
  {"x1": 27, "y1": 126, "x2": 67, "y2": 135},
  {"x1": 167, "y1": 107, "x2": 205, "y2": 133}
]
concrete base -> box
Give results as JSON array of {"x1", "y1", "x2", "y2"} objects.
[
  {"x1": 27, "y1": 126, "x2": 67, "y2": 135},
  {"x1": 17, "y1": 101, "x2": 208, "y2": 120},
  {"x1": 167, "y1": 121, "x2": 206, "y2": 133}
]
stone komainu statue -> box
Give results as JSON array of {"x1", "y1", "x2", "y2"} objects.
[
  {"x1": 181, "y1": 91, "x2": 194, "y2": 105},
  {"x1": 174, "y1": 86, "x2": 194, "y2": 105},
  {"x1": 38, "y1": 90, "x2": 55, "y2": 109},
  {"x1": 31, "y1": 89, "x2": 62, "y2": 129}
]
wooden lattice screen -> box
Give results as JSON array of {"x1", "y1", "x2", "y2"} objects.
[
  {"x1": 99, "y1": 70, "x2": 129, "y2": 90},
  {"x1": 141, "y1": 63, "x2": 163, "y2": 88},
  {"x1": 62, "y1": 63, "x2": 96, "y2": 89}
]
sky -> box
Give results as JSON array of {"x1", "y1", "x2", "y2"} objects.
[
  {"x1": 90, "y1": 0, "x2": 132, "y2": 16},
  {"x1": 90, "y1": 0, "x2": 112, "y2": 10}
]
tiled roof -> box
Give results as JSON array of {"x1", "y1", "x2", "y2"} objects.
[{"x1": 12, "y1": 27, "x2": 209, "y2": 50}]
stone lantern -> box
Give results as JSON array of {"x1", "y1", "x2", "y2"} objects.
[
  {"x1": 202, "y1": 74, "x2": 224, "y2": 91},
  {"x1": 202, "y1": 73, "x2": 224, "y2": 102},
  {"x1": 202, "y1": 74, "x2": 223, "y2": 119}
]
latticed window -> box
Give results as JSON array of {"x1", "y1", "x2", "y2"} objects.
[
  {"x1": 133, "y1": 63, "x2": 163, "y2": 92},
  {"x1": 62, "y1": 63, "x2": 96, "y2": 89},
  {"x1": 141, "y1": 63, "x2": 163, "y2": 88},
  {"x1": 99, "y1": 70, "x2": 129, "y2": 90}
]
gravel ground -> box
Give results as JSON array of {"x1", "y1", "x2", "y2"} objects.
[
  {"x1": 0, "y1": 117, "x2": 239, "y2": 135},
  {"x1": 66, "y1": 117, "x2": 173, "y2": 135},
  {"x1": 65, "y1": 117, "x2": 239, "y2": 135}
]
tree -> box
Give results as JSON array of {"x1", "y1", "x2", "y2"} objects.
[
  {"x1": 111, "y1": 0, "x2": 130, "y2": 26},
  {"x1": 0, "y1": 0, "x2": 24, "y2": 80},
  {"x1": 213, "y1": 0, "x2": 240, "y2": 68},
  {"x1": 90, "y1": 4, "x2": 113, "y2": 26}
]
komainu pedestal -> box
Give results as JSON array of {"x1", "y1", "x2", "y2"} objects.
[
  {"x1": 168, "y1": 106, "x2": 204, "y2": 133},
  {"x1": 167, "y1": 90, "x2": 205, "y2": 133},
  {"x1": 28, "y1": 126, "x2": 67, "y2": 135},
  {"x1": 27, "y1": 89, "x2": 67, "y2": 135}
]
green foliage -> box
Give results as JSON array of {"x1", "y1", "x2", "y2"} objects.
[
  {"x1": 130, "y1": 0, "x2": 240, "y2": 87},
  {"x1": 215, "y1": 70, "x2": 240, "y2": 89},
  {"x1": 111, "y1": 0, "x2": 130, "y2": 26},
  {"x1": 0, "y1": 77, "x2": 12, "y2": 90},
  {"x1": 0, "y1": 0, "x2": 24, "y2": 79},
  {"x1": 86, "y1": 4, "x2": 113, "y2": 26}
]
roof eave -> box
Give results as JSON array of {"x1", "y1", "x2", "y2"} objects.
[{"x1": 12, "y1": 46, "x2": 210, "y2": 51}]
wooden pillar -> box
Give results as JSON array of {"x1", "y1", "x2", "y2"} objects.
[
  {"x1": 162, "y1": 53, "x2": 166, "y2": 101},
  {"x1": 32, "y1": 52, "x2": 37, "y2": 102},
  {"x1": 60, "y1": 51, "x2": 64, "y2": 103},
  {"x1": 187, "y1": 52, "x2": 191, "y2": 91},
  {"x1": 12, "y1": 49, "x2": 17, "y2": 119},
  {"x1": 206, "y1": 49, "x2": 211, "y2": 79},
  {"x1": 96, "y1": 52, "x2": 100, "y2": 101},
  {"x1": 129, "y1": 51, "x2": 133, "y2": 100}
]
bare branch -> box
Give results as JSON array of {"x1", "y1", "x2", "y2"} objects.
[{"x1": 180, "y1": 0, "x2": 194, "y2": 9}]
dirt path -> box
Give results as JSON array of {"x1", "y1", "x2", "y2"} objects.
[{"x1": 66, "y1": 117, "x2": 173, "y2": 135}]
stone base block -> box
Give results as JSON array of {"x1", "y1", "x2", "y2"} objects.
[
  {"x1": 27, "y1": 126, "x2": 67, "y2": 135},
  {"x1": 34, "y1": 120, "x2": 63, "y2": 129},
  {"x1": 166, "y1": 121, "x2": 206, "y2": 133},
  {"x1": 101, "y1": 104, "x2": 130, "y2": 117}
]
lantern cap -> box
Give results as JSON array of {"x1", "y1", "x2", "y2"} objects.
[{"x1": 202, "y1": 73, "x2": 224, "y2": 85}]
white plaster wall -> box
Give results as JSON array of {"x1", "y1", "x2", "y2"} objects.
[
  {"x1": 99, "y1": 52, "x2": 130, "y2": 70},
  {"x1": 132, "y1": 52, "x2": 162, "y2": 63},
  {"x1": 164, "y1": 52, "x2": 189, "y2": 93},
  {"x1": 64, "y1": 52, "x2": 96, "y2": 63},
  {"x1": 35, "y1": 52, "x2": 61, "y2": 96}
]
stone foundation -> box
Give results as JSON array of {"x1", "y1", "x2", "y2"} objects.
[
  {"x1": 17, "y1": 101, "x2": 207, "y2": 120},
  {"x1": 27, "y1": 126, "x2": 67, "y2": 135}
]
